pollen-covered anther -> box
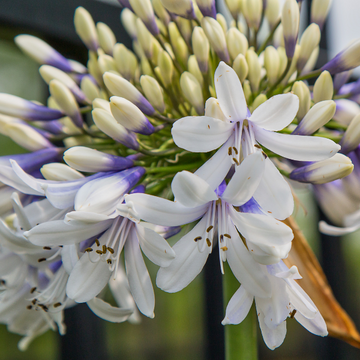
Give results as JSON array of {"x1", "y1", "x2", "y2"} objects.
[
  {"x1": 228, "y1": 147, "x2": 232, "y2": 155},
  {"x1": 96, "y1": 250, "x2": 103, "y2": 255},
  {"x1": 85, "y1": 247, "x2": 93, "y2": 252},
  {"x1": 102, "y1": 245, "x2": 107, "y2": 253},
  {"x1": 107, "y1": 259, "x2": 112, "y2": 264},
  {"x1": 224, "y1": 234, "x2": 231, "y2": 239},
  {"x1": 206, "y1": 238, "x2": 211, "y2": 247},
  {"x1": 30, "y1": 287, "x2": 37, "y2": 294},
  {"x1": 26, "y1": 305, "x2": 32, "y2": 310},
  {"x1": 221, "y1": 246, "x2": 228, "y2": 251},
  {"x1": 95, "y1": 239, "x2": 100, "y2": 246},
  {"x1": 54, "y1": 302, "x2": 62, "y2": 308},
  {"x1": 38, "y1": 258, "x2": 47, "y2": 263},
  {"x1": 232, "y1": 147, "x2": 238, "y2": 155},
  {"x1": 39, "y1": 304, "x2": 49, "y2": 312},
  {"x1": 206, "y1": 225, "x2": 213, "y2": 232},
  {"x1": 194, "y1": 236, "x2": 202, "y2": 242},
  {"x1": 233, "y1": 157, "x2": 240, "y2": 166},
  {"x1": 254, "y1": 144, "x2": 261, "y2": 149},
  {"x1": 107, "y1": 246, "x2": 114, "y2": 254},
  {"x1": 289, "y1": 309, "x2": 297, "y2": 319},
  {"x1": 219, "y1": 234, "x2": 224, "y2": 243},
  {"x1": 43, "y1": 246, "x2": 52, "y2": 250}
]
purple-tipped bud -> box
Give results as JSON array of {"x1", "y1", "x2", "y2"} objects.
[
  {"x1": 322, "y1": 39, "x2": 360, "y2": 75},
  {"x1": 310, "y1": 0, "x2": 332, "y2": 31},
  {"x1": 64, "y1": 146, "x2": 134, "y2": 172},
  {"x1": 118, "y1": 0, "x2": 133, "y2": 10},
  {"x1": 160, "y1": 0, "x2": 196, "y2": 19},
  {"x1": 110, "y1": 97, "x2": 155, "y2": 135},
  {"x1": 129, "y1": 0, "x2": 160, "y2": 36},
  {"x1": 333, "y1": 99, "x2": 360, "y2": 126},
  {"x1": 0, "y1": 93, "x2": 63, "y2": 121},
  {"x1": 290, "y1": 154, "x2": 353, "y2": 184},
  {"x1": 197, "y1": 0, "x2": 217, "y2": 18},
  {"x1": 334, "y1": 71, "x2": 352, "y2": 93},
  {"x1": 339, "y1": 113, "x2": 360, "y2": 154},
  {"x1": 281, "y1": 0, "x2": 299, "y2": 58}
]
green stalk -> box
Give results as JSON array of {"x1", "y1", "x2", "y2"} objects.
[{"x1": 223, "y1": 264, "x2": 258, "y2": 360}]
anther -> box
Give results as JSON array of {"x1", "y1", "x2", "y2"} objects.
[
  {"x1": 40, "y1": 304, "x2": 49, "y2": 312},
  {"x1": 30, "y1": 287, "x2": 37, "y2": 294},
  {"x1": 85, "y1": 248, "x2": 93, "y2": 252},
  {"x1": 54, "y1": 302, "x2": 62, "y2": 308},
  {"x1": 107, "y1": 259, "x2": 112, "y2": 264},
  {"x1": 220, "y1": 234, "x2": 224, "y2": 243},
  {"x1": 26, "y1": 305, "x2": 32, "y2": 310},
  {"x1": 206, "y1": 225, "x2": 213, "y2": 232},
  {"x1": 254, "y1": 144, "x2": 261, "y2": 149},
  {"x1": 96, "y1": 250, "x2": 103, "y2": 255},
  {"x1": 38, "y1": 258, "x2": 47, "y2": 263},
  {"x1": 224, "y1": 234, "x2": 231, "y2": 238},
  {"x1": 232, "y1": 147, "x2": 238, "y2": 155},
  {"x1": 232, "y1": 158, "x2": 240, "y2": 166},
  {"x1": 289, "y1": 309, "x2": 297, "y2": 319},
  {"x1": 107, "y1": 247, "x2": 114, "y2": 254},
  {"x1": 206, "y1": 238, "x2": 211, "y2": 247},
  {"x1": 102, "y1": 245, "x2": 107, "y2": 253},
  {"x1": 43, "y1": 246, "x2": 52, "y2": 250},
  {"x1": 95, "y1": 239, "x2": 100, "y2": 246},
  {"x1": 228, "y1": 147, "x2": 232, "y2": 155},
  {"x1": 32, "y1": 299, "x2": 37, "y2": 305},
  {"x1": 221, "y1": 246, "x2": 228, "y2": 251},
  {"x1": 194, "y1": 236, "x2": 202, "y2": 242}
]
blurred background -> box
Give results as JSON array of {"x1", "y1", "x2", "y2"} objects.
[{"x1": 0, "y1": 0, "x2": 360, "y2": 359}]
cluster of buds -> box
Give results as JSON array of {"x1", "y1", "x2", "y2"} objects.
[{"x1": 0, "y1": 0, "x2": 359, "y2": 352}]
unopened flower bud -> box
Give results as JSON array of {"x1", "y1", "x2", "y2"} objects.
[
  {"x1": 0, "y1": 93, "x2": 63, "y2": 121},
  {"x1": 197, "y1": 0, "x2": 216, "y2": 18},
  {"x1": 92, "y1": 98, "x2": 111, "y2": 112},
  {"x1": 252, "y1": 94, "x2": 267, "y2": 111},
  {"x1": 216, "y1": 14, "x2": 228, "y2": 34},
  {"x1": 118, "y1": 0, "x2": 132, "y2": 9},
  {"x1": 310, "y1": 0, "x2": 332, "y2": 31},
  {"x1": 245, "y1": 49, "x2": 261, "y2": 92},
  {"x1": 74, "y1": 7, "x2": 98, "y2": 51},
  {"x1": 281, "y1": 0, "x2": 299, "y2": 58},
  {"x1": 169, "y1": 22, "x2": 189, "y2": 66},
  {"x1": 158, "y1": 49, "x2": 174, "y2": 87},
  {"x1": 297, "y1": 23, "x2": 321, "y2": 72},
  {"x1": 277, "y1": 46, "x2": 287, "y2": 75},
  {"x1": 264, "y1": 46, "x2": 280, "y2": 85},
  {"x1": 339, "y1": 113, "x2": 360, "y2": 154},
  {"x1": 140, "y1": 75, "x2": 165, "y2": 113},
  {"x1": 136, "y1": 18, "x2": 155, "y2": 59},
  {"x1": 292, "y1": 81, "x2": 311, "y2": 121},
  {"x1": 15, "y1": 35, "x2": 75, "y2": 73},
  {"x1": 301, "y1": 46, "x2": 319, "y2": 75},
  {"x1": 334, "y1": 71, "x2": 352, "y2": 93},
  {"x1": 176, "y1": 17, "x2": 193, "y2": 45},
  {"x1": 313, "y1": 71, "x2": 334, "y2": 103},
  {"x1": 192, "y1": 27, "x2": 210, "y2": 73},
  {"x1": 293, "y1": 100, "x2": 336, "y2": 135},
  {"x1": 113, "y1": 44, "x2": 138, "y2": 81},
  {"x1": 39, "y1": 65, "x2": 88, "y2": 103},
  {"x1": 232, "y1": 54, "x2": 248, "y2": 83},
  {"x1": 201, "y1": 17, "x2": 230, "y2": 63},
  {"x1": 80, "y1": 76, "x2": 101, "y2": 102},
  {"x1": 96, "y1": 22, "x2": 116, "y2": 55},
  {"x1": 243, "y1": 80, "x2": 252, "y2": 103},
  {"x1": 160, "y1": 0, "x2": 196, "y2": 19},
  {"x1": 333, "y1": 99, "x2": 360, "y2": 126},
  {"x1": 6, "y1": 122, "x2": 53, "y2": 151},
  {"x1": 152, "y1": 0, "x2": 171, "y2": 26},
  {"x1": 322, "y1": 39, "x2": 360, "y2": 75},
  {"x1": 265, "y1": 0, "x2": 280, "y2": 29},
  {"x1": 243, "y1": 0, "x2": 263, "y2": 30},
  {"x1": 290, "y1": 153, "x2": 353, "y2": 184},
  {"x1": 41, "y1": 163, "x2": 85, "y2": 181},
  {"x1": 64, "y1": 146, "x2": 134, "y2": 172},
  {"x1": 97, "y1": 54, "x2": 118, "y2": 73},
  {"x1": 103, "y1": 72, "x2": 155, "y2": 115},
  {"x1": 226, "y1": 28, "x2": 248, "y2": 60},
  {"x1": 49, "y1": 79, "x2": 83, "y2": 127},
  {"x1": 273, "y1": 24, "x2": 284, "y2": 49},
  {"x1": 129, "y1": 0, "x2": 159, "y2": 36},
  {"x1": 87, "y1": 55, "x2": 103, "y2": 85},
  {"x1": 121, "y1": 8, "x2": 138, "y2": 40},
  {"x1": 110, "y1": 96, "x2": 155, "y2": 135},
  {"x1": 180, "y1": 72, "x2": 204, "y2": 115},
  {"x1": 204, "y1": 97, "x2": 227, "y2": 120},
  {"x1": 188, "y1": 55, "x2": 203, "y2": 87},
  {"x1": 225, "y1": 0, "x2": 243, "y2": 20},
  {"x1": 92, "y1": 108, "x2": 139, "y2": 149}
]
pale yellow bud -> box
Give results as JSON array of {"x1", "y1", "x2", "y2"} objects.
[
  {"x1": 74, "y1": 7, "x2": 98, "y2": 51},
  {"x1": 311, "y1": 0, "x2": 332, "y2": 30},
  {"x1": 41, "y1": 163, "x2": 84, "y2": 181},
  {"x1": 265, "y1": 0, "x2": 280, "y2": 29},
  {"x1": 129, "y1": 0, "x2": 159, "y2": 36},
  {"x1": 264, "y1": 46, "x2": 280, "y2": 85},
  {"x1": 141, "y1": 57, "x2": 154, "y2": 77},
  {"x1": 232, "y1": 54, "x2": 248, "y2": 83},
  {"x1": 80, "y1": 77, "x2": 100, "y2": 102},
  {"x1": 226, "y1": 27, "x2": 248, "y2": 60},
  {"x1": 120, "y1": 8, "x2": 138, "y2": 39},
  {"x1": 301, "y1": 46, "x2": 319, "y2": 75},
  {"x1": 158, "y1": 49, "x2": 174, "y2": 87},
  {"x1": 297, "y1": 23, "x2": 321, "y2": 72},
  {"x1": 273, "y1": 24, "x2": 284, "y2": 48},
  {"x1": 140, "y1": 75, "x2": 165, "y2": 113},
  {"x1": 97, "y1": 54, "x2": 118, "y2": 73},
  {"x1": 180, "y1": 72, "x2": 204, "y2": 115},
  {"x1": 216, "y1": 14, "x2": 228, "y2": 34},
  {"x1": 292, "y1": 81, "x2": 311, "y2": 121},
  {"x1": 243, "y1": 0, "x2": 262, "y2": 29},
  {"x1": 192, "y1": 26, "x2": 210, "y2": 73},
  {"x1": 176, "y1": 17, "x2": 193, "y2": 45},
  {"x1": 252, "y1": 94, "x2": 267, "y2": 111},
  {"x1": 188, "y1": 55, "x2": 203, "y2": 87},
  {"x1": 281, "y1": 0, "x2": 299, "y2": 58},
  {"x1": 136, "y1": 18, "x2": 155, "y2": 59},
  {"x1": 113, "y1": 43, "x2": 139, "y2": 81},
  {"x1": 313, "y1": 71, "x2": 334, "y2": 103},
  {"x1": 160, "y1": 0, "x2": 195, "y2": 19},
  {"x1": 87, "y1": 55, "x2": 103, "y2": 85},
  {"x1": 243, "y1": 80, "x2": 252, "y2": 103},
  {"x1": 169, "y1": 22, "x2": 189, "y2": 66},
  {"x1": 225, "y1": 0, "x2": 243, "y2": 20},
  {"x1": 153, "y1": 0, "x2": 171, "y2": 25},
  {"x1": 96, "y1": 22, "x2": 116, "y2": 55},
  {"x1": 245, "y1": 49, "x2": 261, "y2": 92},
  {"x1": 340, "y1": 113, "x2": 360, "y2": 154}
]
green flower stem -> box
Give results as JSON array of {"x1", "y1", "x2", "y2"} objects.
[
  {"x1": 257, "y1": 19, "x2": 281, "y2": 55},
  {"x1": 223, "y1": 264, "x2": 258, "y2": 360},
  {"x1": 79, "y1": 105, "x2": 92, "y2": 114},
  {"x1": 144, "y1": 162, "x2": 203, "y2": 174}
]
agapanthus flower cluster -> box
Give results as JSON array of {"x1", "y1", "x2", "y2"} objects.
[{"x1": 0, "y1": 0, "x2": 359, "y2": 352}]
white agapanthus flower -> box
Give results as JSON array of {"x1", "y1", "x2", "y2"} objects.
[{"x1": 172, "y1": 61, "x2": 341, "y2": 220}]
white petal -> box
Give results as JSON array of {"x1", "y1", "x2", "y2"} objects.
[
  {"x1": 222, "y1": 152, "x2": 265, "y2": 206},
  {"x1": 319, "y1": 220, "x2": 360, "y2": 236},
  {"x1": 195, "y1": 136, "x2": 233, "y2": 190},
  {"x1": 87, "y1": 297, "x2": 133, "y2": 323},
  {"x1": 226, "y1": 223, "x2": 272, "y2": 298},
  {"x1": 171, "y1": 116, "x2": 234, "y2": 152},
  {"x1": 156, "y1": 216, "x2": 209, "y2": 292},
  {"x1": 249, "y1": 94, "x2": 299, "y2": 131},
  {"x1": 61, "y1": 244, "x2": 79, "y2": 274},
  {"x1": 66, "y1": 253, "x2": 112, "y2": 302},
  {"x1": 246, "y1": 240, "x2": 292, "y2": 265},
  {"x1": 123, "y1": 193, "x2": 208, "y2": 226},
  {"x1": 125, "y1": 231, "x2": 155, "y2": 318},
  {"x1": 136, "y1": 224, "x2": 175, "y2": 267},
  {"x1": 172, "y1": 171, "x2": 217, "y2": 207},
  {"x1": 254, "y1": 126, "x2": 340, "y2": 161},
  {"x1": 24, "y1": 219, "x2": 112, "y2": 246},
  {"x1": 253, "y1": 158, "x2": 294, "y2": 220},
  {"x1": 295, "y1": 311, "x2": 328, "y2": 336},
  {"x1": 64, "y1": 210, "x2": 117, "y2": 224},
  {"x1": 257, "y1": 306, "x2": 287, "y2": 350},
  {"x1": 214, "y1": 61, "x2": 247, "y2": 121},
  {"x1": 231, "y1": 210, "x2": 293, "y2": 247},
  {"x1": 222, "y1": 286, "x2": 253, "y2": 325}
]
